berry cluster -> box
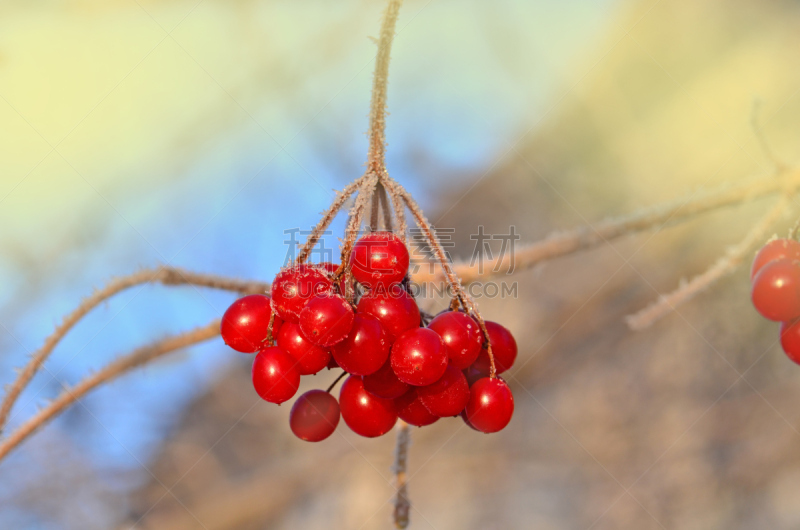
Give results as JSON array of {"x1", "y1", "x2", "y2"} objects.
[
  {"x1": 220, "y1": 231, "x2": 517, "y2": 442},
  {"x1": 750, "y1": 238, "x2": 800, "y2": 363}
]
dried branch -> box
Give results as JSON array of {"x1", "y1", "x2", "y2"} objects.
[
  {"x1": 0, "y1": 267, "x2": 267, "y2": 434},
  {"x1": 0, "y1": 320, "x2": 221, "y2": 462},
  {"x1": 393, "y1": 421, "x2": 411, "y2": 529},
  {"x1": 625, "y1": 194, "x2": 792, "y2": 330},
  {"x1": 412, "y1": 170, "x2": 800, "y2": 285}
]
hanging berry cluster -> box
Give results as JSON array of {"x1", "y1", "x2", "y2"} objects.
[
  {"x1": 219, "y1": 175, "x2": 517, "y2": 442},
  {"x1": 751, "y1": 237, "x2": 800, "y2": 362}
]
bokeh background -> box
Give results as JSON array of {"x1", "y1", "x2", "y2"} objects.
[{"x1": 2, "y1": 0, "x2": 800, "y2": 528}]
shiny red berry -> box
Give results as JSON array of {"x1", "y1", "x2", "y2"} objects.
[
  {"x1": 394, "y1": 388, "x2": 439, "y2": 427},
  {"x1": 417, "y1": 365, "x2": 470, "y2": 417},
  {"x1": 277, "y1": 322, "x2": 331, "y2": 375},
  {"x1": 339, "y1": 375, "x2": 397, "y2": 437},
  {"x1": 428, "y1": 311, "x2": 483, "y2": 369},
  {"x1": 780, "y1": 319, "x2": 800, "y2": 364},
  {"x1": 349, "y1": 231, "x2": 409, "y2": 288},
  {"x1": 751, "y1": 239, "x2": 800, "y2": 280},
  {"x1": 391, "y1": 328, "x2": 448, "y2": 386},
  {"x1": 299, "y1": 293, "x2": 354, "y2": 347},
  {"x1": 751, "y1": 258, "x2": 800, "y2": 321},
  {"x1": 220, "y1": 294, "x2": 279, "y2": 353},
  {"x1": 251, "y1": 347, "x2": 300, "y2": 404},
  {"x1": 289, "y1": 390, "x2": 340, "y2": 442},
  {"x1": 362, "y1": 359, "x2": 409, "y2": 399},
  {"x1": 472, "y1": 321, "x2": 518, "y2": 375},
  {"x1": 464, "y1": 377, "x2": 514, "y2": 433},
  {"x1": 357, "y1": 287, "x2": 420, "y2": 340},
  {"x1": 331, "y1": 314, "x2": 390, "y2": 376},
  {"x1": 271, "y1": 265, "x2": 333, "y2": 322}
]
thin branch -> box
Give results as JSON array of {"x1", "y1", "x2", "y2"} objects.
[
  {"x1": 0, "y1": 320, "x2": 221, "y2": 463},
  {"x1": 412, "y1": 169, "x2": 800, "y2": 285},
  {"x1": 367, "y1": 0, "x2": 403, "y2": 174},
  {"x1": 0, "y1": 267, "x2": 267, "y2": 434},
  {"x1": 625, "y1": 194, "x2": 792, "y2": 330},
  {"x1": 393, "y1": 421, "x2": 411, "y2": 529}
]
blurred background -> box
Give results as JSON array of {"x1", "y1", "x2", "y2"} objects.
[{"x1": 2, "y1": 0, "x2": 800, "y2": 528}]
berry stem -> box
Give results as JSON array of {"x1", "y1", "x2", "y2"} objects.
[
  {"x1": 367, "y1": 0, "x2": 403, "y2": 175},
  {"x1": 325, "y1": 370, "x2": 348, "y2": 393}
]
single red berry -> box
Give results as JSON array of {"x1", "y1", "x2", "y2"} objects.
[
  {"x1": 220, "y1": 294, "x2": 278, "y2": 353},
  {"x1": 349, "y1": 231, "x2": 409, "y2": 288},
  {"x1": 394, "y1": 388, "x2": 439, "y2": 427},
  {"x1": 428, "y1": 311, "x2": 483, "y2": 369},
  {"x1": 751, "y1": 239, "x2": 800, "y2": 280},
  {"x1": 289, "y1": 389, "x2": 340, "y2": 442},
  {"x1": 251, "y1": 347, "x2": 300, "y2": 404},
  {"x1": 339, "y1": 375, "x2": 397, "y2": 437},
  {"x1": 472, "y1": 321, "x2": 518, "y2": 375},
  {"x1": 271, "y1": 265, "x2": 333, "y2": 322},
  {"x1": 391, "y1": 328, "x2": 448, "y2": 386},
  {"x1": 362, "y1": 359, "x2": 409, "y2": 399},
  {"x1": 417, "y1": 365, "x2": 470, "y2": 417},
  {"x1": 464, "y1": 377, "x2": 514, "y2": 433},
  {"x1": 751, "y1": 259, "x2": 800, "y2": 321},
  {"x1": 277, "y1": 322, "x2": 331, "y2": 375},
  {"x1": 299, "y1": 293, "x2": 354, "y2": 347},
  {"x1": 780, "y1": 319, "x2": 800, "y2": 365},
  {"x1": 331, "y1": 314, "x2": 390, "y2": 376},
  {"x1": 357, "y1": 287, "x2": 420, "y2": 340}
]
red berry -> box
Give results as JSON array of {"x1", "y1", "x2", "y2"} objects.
[
  {"x1": 299, "y1": 293, "x2": 354, "y2": 347},
  {"x1": 289, "y1": 390, "x2": 340, "y2": 442},
  {"x1": 391, "y1": 328, "x2": 448, "y2": 386},
  {"x1": 362, "y1": 359, "x2": 409, "y2": 399},
  {"x1": 251, "y1": 347, "x2": 300, "y2": 404},
  {"x1": 428, "y1": 311, "x2": 483, "y2": 369},
  {"x1": 357, "y1": 287, "x2": 420, "y2": 340},
  {"x1": 349, "y1": 231, "x2": 409, "y2": 288},
  {"x1": 751, "y1": 259, "x2": 800, "y2": 321},
  {"x1": 780, "y1": 319, "x2": 800, "y2": 364},
  {"x1": 220, "y1": 294, "x2": 279, "y2": 353},
  {"x1": 394, "y1": 388, "x2": 439, "y2": 427},
  {"x1": 417, "y1": 365, "x2": 470, "y2": 417},
  {"x1": 472, "y1": 321, "x2": 517, "y2": 375},
  {"x1": 339, "y1": 375, "x2": 397, "y2": 437},
  {"x1": 277, "y1": 322, "x2": 331, "y2": 375},
  {"x1": 464, "y1": 377, "x2": 514, "y2": 433},
  {"x1": 271, "y1": 265, "x2": 333, "y2": 322},
  {"x1": 331, "y1": 314, "x2": 390, "y2": 376},
  {"x1": 751, "y1": 239, "x2": 800, "y2": 280}
]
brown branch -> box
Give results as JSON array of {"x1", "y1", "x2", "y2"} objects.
[
  {"x1": 393, "y1": 421, "x2": 411, "y2": 529},
  {"x1": 411, "y1": 169, "x2": 800, "y2": 285},
  {"x1": 0, "y1": 267, "x2": 267, "y2": 433},
  {"x1": 625, "y1": 194, "x2": 792, "y2": 330},
  {"x1": 0, "y1": 320, "x2": 221, "y2": 463},
  {"x1": 367, "y1": 0, "x2": 403, "y2": 174}
]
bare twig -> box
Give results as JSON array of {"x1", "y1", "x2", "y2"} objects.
[
  {"x1": 0, "y1": 267, "x2": 267, "y2": 433},
  {"x1": 0, "y1": 320, "x2": 221, "y2": 462},
  {"x1": 412, "y1": 170, "x2": 800, "y2": 285},
  {"x1": 393, "y1": 421, "x2": 411, "y2": 529},
  {"x1": 625, "y1": 194, "x2": 792, "y2": 329},
  {"x1": 367, "y1": 0, "x2": 403, "y2": 174}
]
